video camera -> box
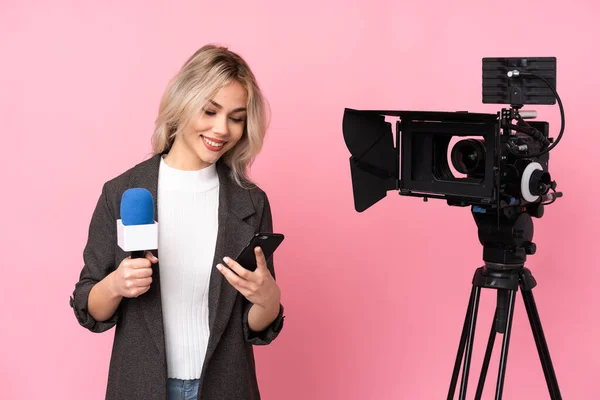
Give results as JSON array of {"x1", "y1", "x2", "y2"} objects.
[{"x1": 342, "y1": 57, "x2": 563, "y2": 218}]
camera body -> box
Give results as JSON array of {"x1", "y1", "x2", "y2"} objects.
[{"x1": 399, "y1": 108, "x2": 553, "y2": 208}]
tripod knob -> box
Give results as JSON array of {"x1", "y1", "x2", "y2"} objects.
[{"x1": 524, "y1": 241, "x2": 537, "y2": 255}]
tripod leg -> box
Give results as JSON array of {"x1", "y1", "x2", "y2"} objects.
[
  {"x1": 475, "y1": 288, "x2": 508, "y2": 398},
  {"x1": 447, "y1": 287, "x2": 476, "y2": 400},
  {"x1": 458, "y1": 286, "x2": 481, "y2": 400},
  {"x1": 474, "y1": 311, "x2": 498, "y2": 400},
  {"x1": 521, "y1": 288, "x2": 563, "y2": 399},
  {"x1": 494, "y1": 289, "x2": 517, "y2": 400}
]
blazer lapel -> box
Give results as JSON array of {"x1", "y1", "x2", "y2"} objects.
[
  {"x1": 129, "y1": 154, "x2": 166, "y2": 366},
  {"x1": 204, "y1": 161, "x2": 256, "y2": 366}
]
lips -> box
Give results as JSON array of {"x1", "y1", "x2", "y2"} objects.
[{"x1": 201, "y1": 135, "x2": 226, "y2": 152}]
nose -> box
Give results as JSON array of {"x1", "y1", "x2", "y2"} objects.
[{"x1": 212, "y1": 114, "x2": 229, "y2": 136}]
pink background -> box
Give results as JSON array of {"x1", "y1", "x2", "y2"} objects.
[{"x1": 1, "y1": 0, "x2": 599, "y2": 399}]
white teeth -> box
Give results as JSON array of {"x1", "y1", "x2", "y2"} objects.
[{"x1": 203, "y1": 137, "x2": 224, "y2": 147}]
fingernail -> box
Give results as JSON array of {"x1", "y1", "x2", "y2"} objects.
[
  {"x1": 223, "y1": 256, "x2": 230, "y2": 263},
  {"x1": 216, "y1": 264, "x2": 223, "y2": 271}
]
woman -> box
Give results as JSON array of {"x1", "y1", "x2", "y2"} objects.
[{"x1": 70, "y1": 44, "x2": 285, "y2": 400}]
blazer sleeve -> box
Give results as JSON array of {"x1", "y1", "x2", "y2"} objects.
[
  {"x1": 69, "y1": 182, "x2": 119, "y2": 333},
  {"x1": 242, "y1": 192, "x2": 285, "y2": 345}
]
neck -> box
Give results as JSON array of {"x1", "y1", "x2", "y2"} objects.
[
  {"x1": 158, "y1": 156, "x2": 218, "y2": 193},
  {"x1": 164, "y1": 140, "x2": 211, "y2": 171}
]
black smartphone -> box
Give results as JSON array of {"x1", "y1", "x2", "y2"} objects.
[{"x1": 235, "y1": 232, "x2": 285, "y2": 271}]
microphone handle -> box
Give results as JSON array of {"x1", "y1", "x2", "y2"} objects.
[{"x1": 131, "y1": 250, "x2": 145, "y2": 259}]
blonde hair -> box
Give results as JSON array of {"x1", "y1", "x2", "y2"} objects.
[{"x1": 152, "y1": 44, "x2": 270, "y2": 187}]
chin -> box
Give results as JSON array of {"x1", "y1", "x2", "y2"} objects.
[{"x1": 195, "y1": 149, "x2": 224, "y2": 166}]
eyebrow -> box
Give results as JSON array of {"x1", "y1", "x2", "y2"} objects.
[{"x1": 209, "y1": 100, "x2": 246, "y2": 113}]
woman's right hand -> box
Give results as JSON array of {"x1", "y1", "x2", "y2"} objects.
[{"x1": 110, "y1": 252, "x2": 158, "y2": 298}]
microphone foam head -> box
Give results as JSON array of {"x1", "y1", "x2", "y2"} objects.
[{"x1": 120, "y1": 188, "x2": 154, "y2": 226}]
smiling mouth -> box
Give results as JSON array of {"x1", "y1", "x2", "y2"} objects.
[{"x1": 201, "y1": 135, "x2": 227, "y2": 149}]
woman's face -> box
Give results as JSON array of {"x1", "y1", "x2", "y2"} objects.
[{"x1": 169, "y1": 80, "x2": 248, "y2": 170}]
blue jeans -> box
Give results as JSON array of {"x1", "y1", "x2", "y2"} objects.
[{"x1": 167, "y1": 378, "x2": 200, "y2": 400}]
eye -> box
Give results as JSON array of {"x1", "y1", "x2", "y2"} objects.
[
  {"x1": 203, "y1": 109, "x2": 216, "y2": 116},
  {"x1": 230, "y1": 117, "x2": 245, "y2": 123}
]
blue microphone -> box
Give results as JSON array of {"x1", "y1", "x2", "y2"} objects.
[{"x1": 117, "y1": 188, "x2": 158, "y2": 259}]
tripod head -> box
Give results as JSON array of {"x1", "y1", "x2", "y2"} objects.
[{"x1": 473, "y1": 203, "x2": 542, "y2": 269}]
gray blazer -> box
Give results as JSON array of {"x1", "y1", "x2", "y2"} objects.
[{"x1": 70, "y1": 153, "x2": 285, "y2": 400}]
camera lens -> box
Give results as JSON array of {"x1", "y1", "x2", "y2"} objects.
[{"x1": 450, "y1": 139, "x2": 486, "y2": 176}]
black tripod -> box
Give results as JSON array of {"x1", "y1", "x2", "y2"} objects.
[{"x1": 447, "y1": 206, "x2": 562, "y2": 400}]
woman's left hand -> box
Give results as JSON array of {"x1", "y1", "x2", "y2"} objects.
[{"x1": 216, "y1": 247, "x2": 281, "y2": 310}]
